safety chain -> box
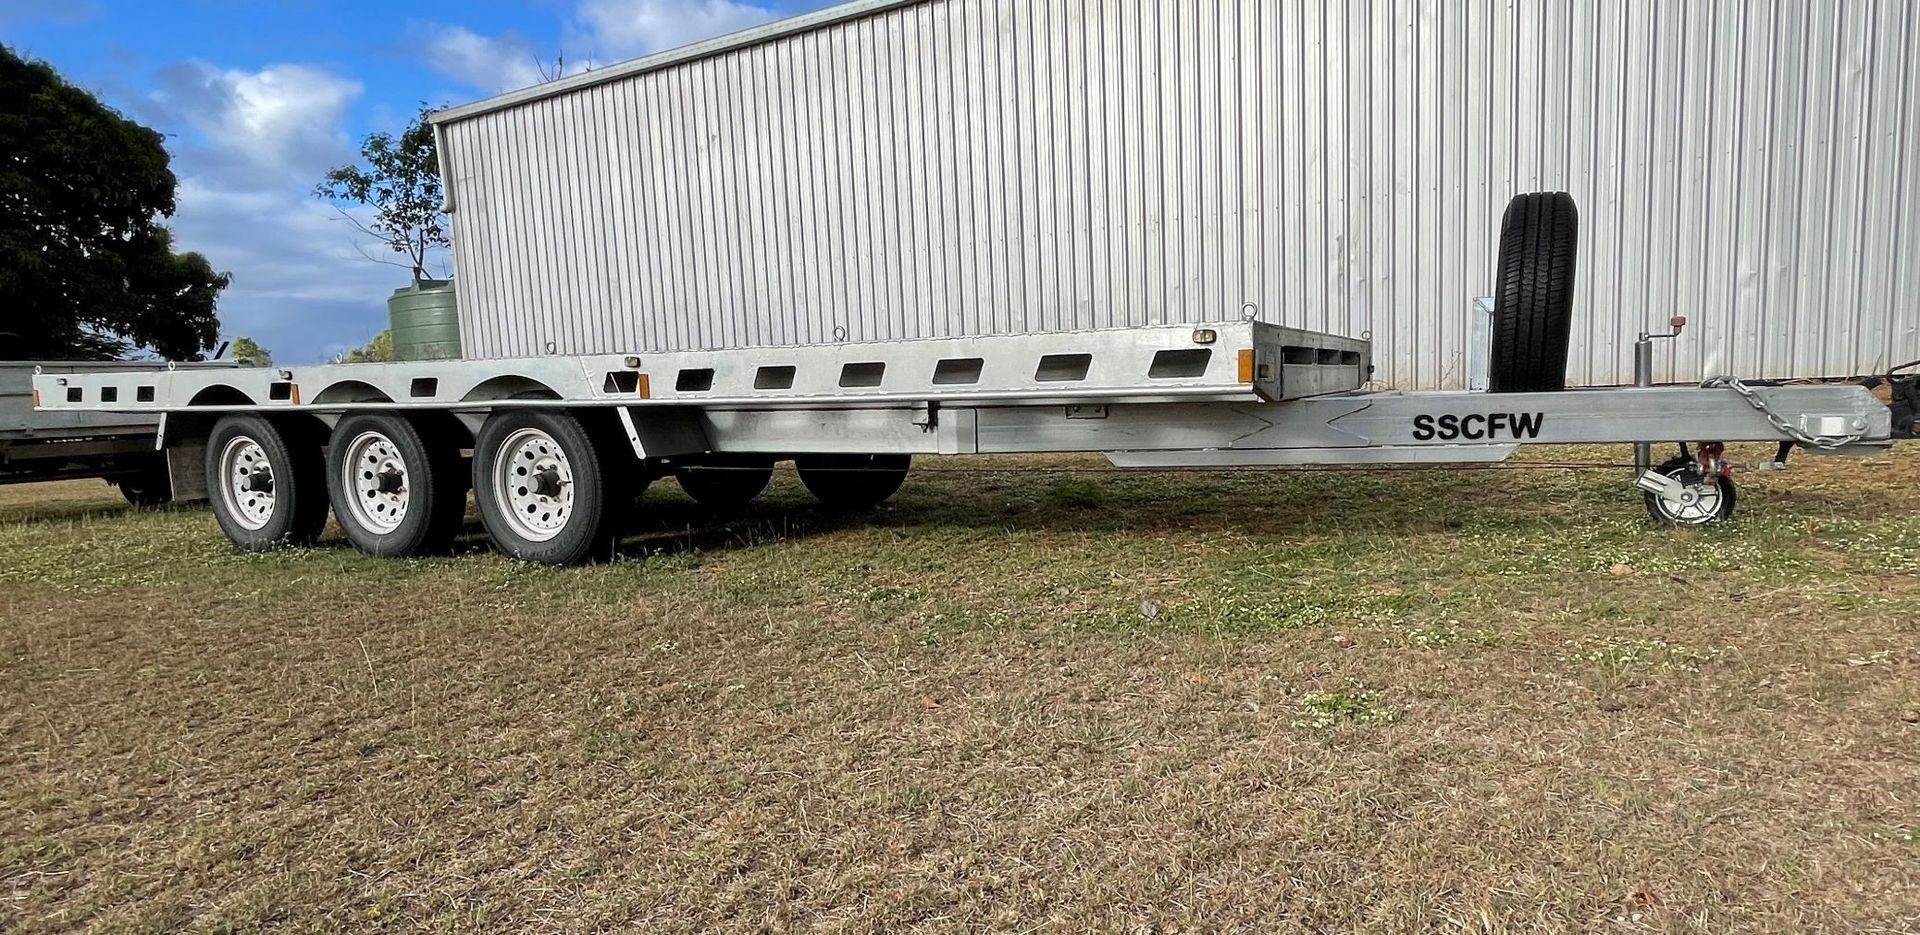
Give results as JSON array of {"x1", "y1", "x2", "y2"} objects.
[{"x1": 1700, "y1": 376, "x2": 1864, "y2": 449}]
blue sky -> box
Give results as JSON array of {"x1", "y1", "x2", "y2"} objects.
[{"x1": 2, "y1": 0, "x2": 835, "y2": 362}]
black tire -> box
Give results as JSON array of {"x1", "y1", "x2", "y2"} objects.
[
  {"x1": 795, "y1": 454, "x2": 910, "y2": 509},
  {"x1": 472, "y1": 410, "x2": 623, "y2": 565},
  {"x1": 326, "y1": 414, "x2": 468, "y2": 557},
  {"x1": 1643, "y1": 456, "x2": 1738, "y2": 525},
  {"x1": 675, "y1": 457, "x2": 774, "y2": 509},
  {"x1": 1489, "y1": 191, "x2": 1579, "y2": 393},
  {"x1": 205, "y1": 414, "x2": 329, "y2": 551},
  {"x1": 115, "y1": 463, "x2": 172, "y2": 507}
]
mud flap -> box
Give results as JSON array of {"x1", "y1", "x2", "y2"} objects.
[
  {"x1": 166, "y1": 442, "x2": 209, "y2": 502},
  {"x1": 1890, "y1": 375, "x2": 1918, "y2": 440}
]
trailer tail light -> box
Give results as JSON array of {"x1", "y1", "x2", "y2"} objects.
[
  {"x1": 1237, "y1": 349, "x2": 1255, "y2": 384},
  {"x1": 637, "y1": 373, "x2": 652, "y2": 399}
]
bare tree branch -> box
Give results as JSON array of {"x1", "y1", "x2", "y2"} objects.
[
  {"x1": 326, "y1": 206, "x2": 387, "y2": 243},
  {"x1": 349, "y1": 241, "x2": 419, "y2": 272}
]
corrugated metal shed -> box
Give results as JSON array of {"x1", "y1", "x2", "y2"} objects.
[{"x1": 434, "y1": 0, "x2": 1920, "y2": 388}]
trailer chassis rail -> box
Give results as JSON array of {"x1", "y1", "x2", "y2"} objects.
[{"x1": 1077, "y1": 384, "x2": 1888, "y2": 468}]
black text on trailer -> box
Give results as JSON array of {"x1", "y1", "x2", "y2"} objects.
[{"x1": 1410, "y1": 412, "x2": 1547, "y2": 442}]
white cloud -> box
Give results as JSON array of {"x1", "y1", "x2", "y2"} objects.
[
  {"x1": 423, "y1": 25, "x2": 551, "y2": 94},
  {"x1": 172, "y1": 180, "x2": 439, "y2": 361},
  {"x1": 422, "y1": 0, "x2": 781, "y2": 94},
  {"x1": 122, "y1": 1, "x2": 800, "y2": 361},
  {"x1": 147, "y1": 62, "x2": 361, "y2": 184},
  {"x1": 131, "y1": 63, "x2": 408, "y2": 361},
  {"x1": 571, "y1": 0, "x2": 778, "y2": 59},
  {"x1": 216, "y1": 66, "x2": 360, "y2": 158}
]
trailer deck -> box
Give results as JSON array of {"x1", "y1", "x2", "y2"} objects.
[{"x1": 32, "y1": 321, "x2": 1890, "y2": 453}]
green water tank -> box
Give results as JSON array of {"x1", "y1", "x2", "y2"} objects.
[{"x1": 388, "y1": 279, "x2": 462, "y2": 361}]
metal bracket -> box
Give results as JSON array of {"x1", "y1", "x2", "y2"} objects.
[
  {"x1": 614, "y1": 406, "x2": 710, "y2": 460},
  {"x1": 1634, "y1": 469, "x2": 1685, "y2": 498},
  {"x1": 1065, "y1": 405, "x2": 1108, "y2": 420},
  {"x1": 616, "y1": 406, "x2": 645, "y2": 457}
]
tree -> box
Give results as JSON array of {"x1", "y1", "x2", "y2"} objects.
[
  {"x1": 332, "y1": 328, "x2": 394, "y2": 364},
  {"x1": 0, "y1": 46, "x2": 231, "y2": 360},
  {"x1": 229, "y1": 336, "x2": 272, "y2": 367},
  {"x1": 313, "y1": 104, "x2": 448, "y2": 282}
]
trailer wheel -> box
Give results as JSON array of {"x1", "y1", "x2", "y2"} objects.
[
  {"x1": 326, "y1": 414, "x2": 468, "y2": 557},
  {"x1": 206, "y1": 414, "x2": 328, "y2": 551},
  {"x1": 675, "y1": 458, "x2": 774, "y2": 509},
  {"x1": 115, "y1": 464, "x2": 172, "y2": 507},
  {"x1": 1643, "y1": 456, "x2": 1737, "y2": 525},
  {"x1": 796, "y1": 454, "x2": 911, "y2": 509},
  {"x1": 473, "y1": 410, "x2": 622, "y2": 565},
  {"x1": 1489, "y1": 192, "x2": 1579, "y2": 393}
]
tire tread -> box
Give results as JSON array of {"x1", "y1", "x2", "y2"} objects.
[{"x1": 1489, "y1": 192, "x2": 1578, "y2": 394}]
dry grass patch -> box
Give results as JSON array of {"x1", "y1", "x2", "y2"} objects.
[{"x1": 1, "y1": 444, "x2": 1917, "y2": 932}]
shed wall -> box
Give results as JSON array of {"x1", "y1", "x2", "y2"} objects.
[{"x1": 437, "y1": 0, "x2": 1920, "y2": 387}]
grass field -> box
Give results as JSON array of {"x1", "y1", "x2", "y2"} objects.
[{"x1": 1, "y1": 444, "x2": 1917, "y2": 932}]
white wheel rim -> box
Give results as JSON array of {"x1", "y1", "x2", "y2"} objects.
[
  {"x1": 342, "y1": 430, "x2": 410, "y2": 534},
  {"x1": 1654, "y1": 468, "x2": 1724, "y2": 525},
  {"x1": 494, "y1": 427, "x2": 573, "y2": 542},
  {"x1": 219, "y1": 435, "x2": 276, "y2": 531}
]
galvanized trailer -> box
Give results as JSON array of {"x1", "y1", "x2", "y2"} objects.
[
  {"x1": 30, "y1": 300, "x2": 1909, "y2": 565},
  {"x1": 28, "y1": 0, "x2": 1919, "y2": 564}
]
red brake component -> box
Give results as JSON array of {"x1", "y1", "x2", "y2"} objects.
[{"x1": 1695, "y1": 442, "x2": 1729, "y2": 477}]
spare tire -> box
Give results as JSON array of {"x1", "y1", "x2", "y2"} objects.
[{"x1": 1489, "y1": 192, "x2": 1579, "y2": 393}]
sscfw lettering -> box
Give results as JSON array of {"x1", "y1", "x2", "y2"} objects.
[{"x1": 1410, "y1": 412, "x2": 1546, "y2": 442}]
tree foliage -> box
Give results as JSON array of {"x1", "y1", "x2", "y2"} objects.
[
  {"x1": 0, "y1": 46, "x2": 230, "y2": 360},
  {"x1": 313, "y1": 104, "x2": 447, "y2": 281},
  {"x1": 333, "y1": 328, "x2": 394, "y2": 364},
  {"x1": 230, "y1": 336, "x2": 271, "y2": 367}
]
